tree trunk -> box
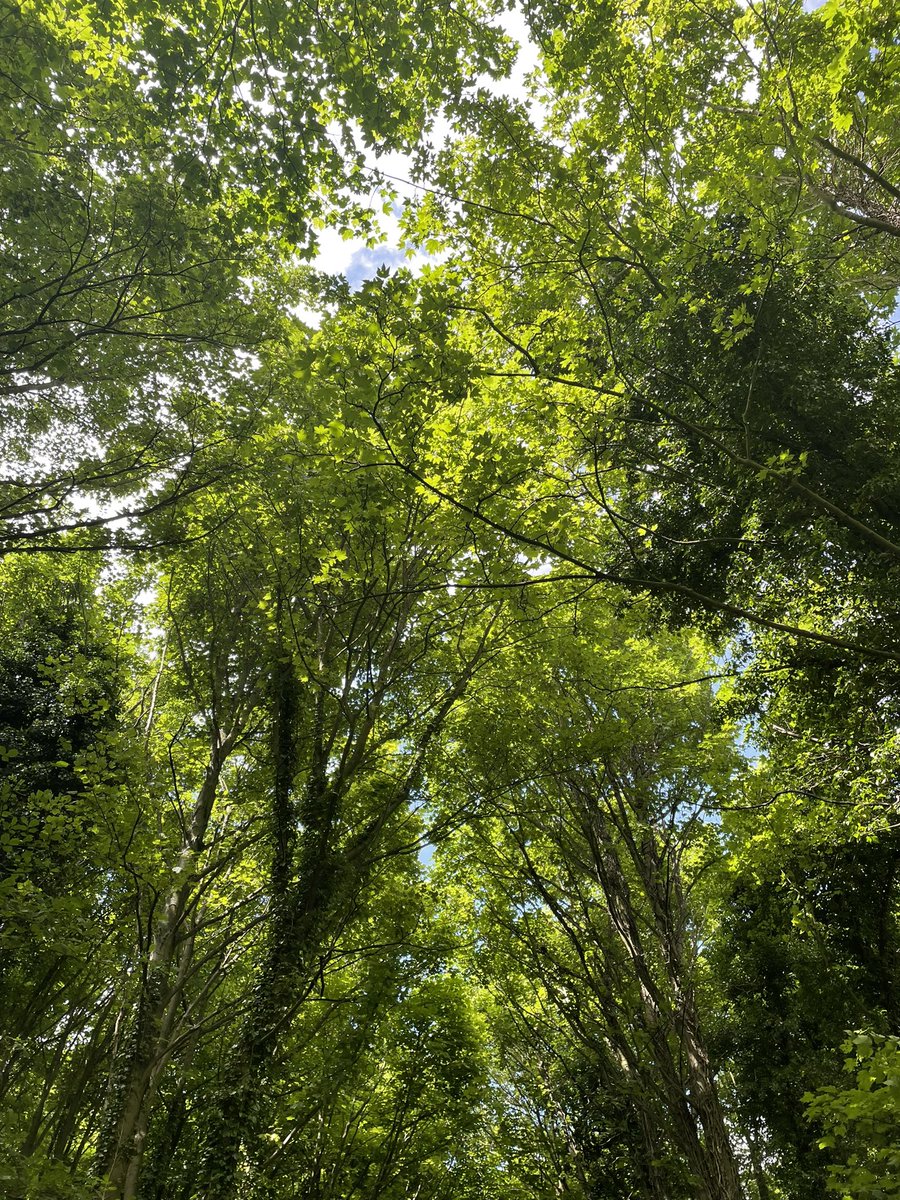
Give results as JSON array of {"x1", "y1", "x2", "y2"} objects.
[
  {"x1": 584, "y1": 795, "x2": 743, "y2": 1200},
  {"x1": 95, "y1": 728, "x2": 234, "y2": 1199},
  {"x1": 197, "y1": 661, "x2": 310, "y2": 1199}
]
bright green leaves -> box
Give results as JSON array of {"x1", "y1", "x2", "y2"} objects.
[
  {"x1": 806, "y1": 1033, "x2": 900, "y2": 1196},
  {"x1": 428, "y1": 590, "x2": 744, "y2": 1197},
  {"x1": 0, "y1": 0, "x2": 521, "y2": 560},
  {"x1": 2, "y1": 0, "x2": 900, "y2": 1195}
]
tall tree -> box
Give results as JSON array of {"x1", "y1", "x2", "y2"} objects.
[{"x1": 432, "y1": 592, "x2": 744, "y2": 1198}]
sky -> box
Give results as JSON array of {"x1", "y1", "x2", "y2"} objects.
[
  {"x1": 308, "y1": 6, "x2": 541, "y2": 295},
  {"x1": 307, "y1": 0, "x2": 876, "y2": 311}
]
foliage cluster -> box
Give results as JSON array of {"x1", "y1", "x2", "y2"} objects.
[{"x1": 2, "y1": 1, "x2": 900, "y2": 1198}]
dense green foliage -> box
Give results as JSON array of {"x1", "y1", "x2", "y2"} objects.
[{"x1": 2, "y1": 1, "x2": 900, "y2": 1197}]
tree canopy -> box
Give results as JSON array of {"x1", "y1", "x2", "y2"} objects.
[{"x1": 2, "y1": 1, "x2": 900, "y2": 1198}]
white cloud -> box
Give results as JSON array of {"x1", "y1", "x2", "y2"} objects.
[
  {"x1": 302, "y1": 4, "x2": 542, "y2": 299},
  {"x1": 313, "y1": 224, "x2": 364, "y2": 277}
]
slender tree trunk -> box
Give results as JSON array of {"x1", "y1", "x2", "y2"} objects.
[
  {"x1": 197, "y1": 628, "x2": 477, "y2": 1199},
  {"x1": 95, "y1": 728, "x2": 235, "y2": 1199},
  {"x1": 585, "y1": 796, "x2": 742, "y2": 1200},
  {"x1": 48, "y1": 1007, "x2": 118, "y2": 1160},
  {"x1": 197, "y1": 660, "x2": 308, "y2": 1199}
]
